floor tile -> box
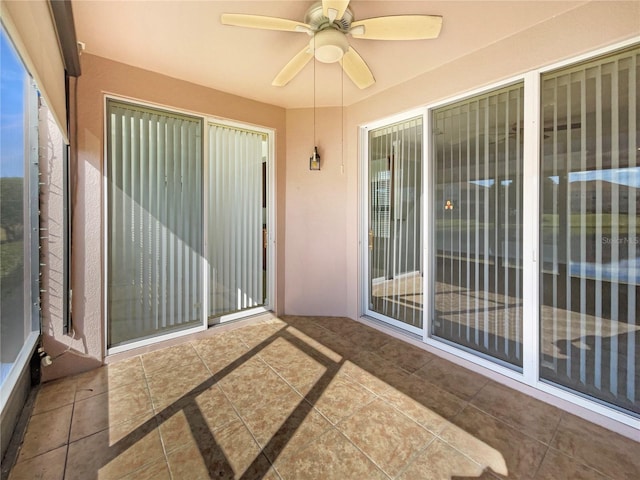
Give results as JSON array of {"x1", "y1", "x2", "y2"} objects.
[
  {"x1": 7, "y1": 315, "x2": 638, "y2": 480},
  {"x1": 240, "y1": 390, "x2": 332, "y2": 462},
  {"x1": 191, "y1": 333, "x2": 250, "y2": 376},
  {"x1": 348, "y1": 323, "x2": 392, "y2": 351},
  {"x1": 315, "y1": 316, "x2": 360, "y2": 338},
  {"x1": 535, "y1": 448, "x2": 610, "y2": 480},
  {"x1": 336, "y1": 398, "x2": 434, "y2": 477},
  {"x1": 310, "y1": 327, "x2": 359, "y2": 358},
  {"x1": 165, "y1": 419, "x2": 268, "y2": 480},
  {"x1": 397, "y1": 438, "x2": 493, "y2": 480},
  {"x1": 341, "y1": 350, "x2": 412, "y2": 396},
  {"x1": 8, "y1": 445, "x2": 66, "y2": 480},
  {"x1": 65, "y1": 412, "x2": 163, "y2": 480},
  {"x1": 141, "y1": 342, "x2": 202, "y2": 375},
  {"x1": 233, "y1": 322, "x2": 285, "y2": 350},
  {"x1": 308, "y1": 373, "x2": 376, "y2": 424},
  {"x1": 17, "y1": 404, "x2": 72, "y2": 462},
  {"x1": 32, "y1": 377, "x2": 77, "y2": 415},
  {"x1": 414, "y1": 357, "x2": 489, "y2": 401},
  {"x1": 258, "y1": 336, "x2": 328, "y2": 392},
  {"x1": 273, "y1": 428, "x2": 388, "y2": 480},
  {"x1": 70, "y1": 379, "x2": 153, "y2": 441},
  {"x1": 146, "y1": 359, "x2": 212, "y2": 410},
  {"x1": 377, "y1": 338, "x2": 435, "y2": 373},
  {"x1": 441, "y1": 405, "x2": 547, "y2": 479},
  {"x1": 381, "y1": 373, "x2": 466, "y2": 433},
  {"x1": 282, "y1": 324, "x2": 344, "y2": 363},
  {"x1": 551, "y1": 412, "x2": 640, "y2": 480},
  {"x1": 118, "y1": 457, "x2": 171, "y2": 480},
  {"x1": 219, "y1": 357, "x2": 296, "y2": 417},
  {"x1": 470, "y1": 381, "x2": 563, "y2": 444},
  {"x1": 156, "y1": 384, "x2": 239, "y2": 453},
  {"x1": 74, "y1": 356, "x2": 145, "y2": 401}
]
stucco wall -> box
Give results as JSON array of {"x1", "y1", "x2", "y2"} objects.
[
  {"x1": 45, "y1": 54, "x2": 287, "y2": 379},
  {"x1": 284, "y1": 107, "x2": 349, "y2": 315}
]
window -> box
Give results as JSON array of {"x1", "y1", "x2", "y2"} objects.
[{"x1": 0, "y1": 26, "x2": 39, "y2": 393}]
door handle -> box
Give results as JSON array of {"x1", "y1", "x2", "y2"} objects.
[{"x1": 368, "y1": 230, "x2": 374, "y2": 251}]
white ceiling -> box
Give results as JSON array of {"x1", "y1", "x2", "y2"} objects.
[{"x1": 71, "y1": 1, "x2": 588, "y2": 109}]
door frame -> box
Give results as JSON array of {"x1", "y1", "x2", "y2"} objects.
[
  {"x1": 103, "y1": 95, "x2": 276, "y2": 355},
  {"x1": 359, "y1": 107, "x2": 427, "y2": 336}
]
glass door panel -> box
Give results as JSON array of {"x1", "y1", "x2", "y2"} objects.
[
  {"x1": 207, "y1": 124, "x2": 268, "y2": 321},
  {"x1": 539, "y1": 46, "x2": 639, "y2": 414},
  {"x1": 107, "y1": 100, "x2": 204, "y2": 348},
  {"x1": 367, "y1": 116, "x2": 423, "y2": 331},
  {"x1": 431, "y1": 84, "x2": 524, "y2": 367}
]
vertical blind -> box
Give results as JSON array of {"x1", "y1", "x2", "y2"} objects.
[
  {"x1": 540, "y1": 46, "x2": 639, "y2": 414},
  {"x1": 432, "y1": 83, "x2": 524, "y2": 367},
  {"x1": 368, "y1": 116, "x2": 423, "y2": 329},
  {"x1": 107, "y1": 100, "x2": 203, "y2": 347},
  {"x1": 208, "y1": 124, "x2": 265, "y2": 318}
]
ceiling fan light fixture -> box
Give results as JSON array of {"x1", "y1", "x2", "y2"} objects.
[{"x1": 311, "y1": 29, "x2": 348, "y2": 63}]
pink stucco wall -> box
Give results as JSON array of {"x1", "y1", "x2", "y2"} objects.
[{"x1": 284, "y1": 107, "x2": 349, "y2": 315}]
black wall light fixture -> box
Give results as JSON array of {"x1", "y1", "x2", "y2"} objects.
[{"x1": 310, "y1": 146, "x2": 321, "y2": 170}]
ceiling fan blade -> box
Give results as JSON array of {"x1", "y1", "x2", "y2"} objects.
[
  {"x1": 340, "y1": 47, "x2": 375, "y2": 89},
  {"x1": 272, "y1": 46, "x2": 314, "y2": 87},
  {"x1": 322, "y1": 0, "x2": 350, "y2": 22},
  {"x1": 221, "y1": 14, "x2": 310, "y2": 33},
  {"x1": 350, "y1": 15, "x2": 443, "y2": 40}
]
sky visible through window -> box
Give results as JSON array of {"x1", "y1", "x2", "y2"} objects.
[{"x1": 1, "y1": 26, "x2": 26, "y2": 178}]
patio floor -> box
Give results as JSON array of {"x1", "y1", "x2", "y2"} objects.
[{"x1": 6, "y1": 315, "x2": 639, "y2": 479}]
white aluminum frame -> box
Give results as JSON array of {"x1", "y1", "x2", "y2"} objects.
[{"x1": 359, "y1": 107, "x2": 428, "y2": 337}]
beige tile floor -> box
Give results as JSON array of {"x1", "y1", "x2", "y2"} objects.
[{"x1": 6, "y1": 315, "x2": 640, "y2": 480}]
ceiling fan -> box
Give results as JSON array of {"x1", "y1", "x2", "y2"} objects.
[{"x1": 221, "y1": 0, "x2": 442, "y2": 89}]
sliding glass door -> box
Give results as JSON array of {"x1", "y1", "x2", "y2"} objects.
[
  {"x1": 431, "y1": 83, "x2": 525, "y2": 367},
  {"x1": 539, "y1": 46, "x2": 639, "y2": 414},
  {"x1": 207, "y1": 123, "x2": 268, "y2": 322},
  {"x1": 361, "y1": 43, "x2": 639, "y2": 420},
  {"x1": 106, "y1": 101, "x2": 272, "y2": 349},
  {"x1": 107, "y1": 100, "x2": 204, "y2": 348},
  {"x1": 366, "y1": 116, "x2": 423, "y2": 332}
]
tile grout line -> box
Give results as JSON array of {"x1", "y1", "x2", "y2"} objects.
[
  {"x1": 392, "y1": 435, "x2": 440, "y2": 480},
  {"x1": 61, "y1": 383, "x2": 77, "y2": 480}
]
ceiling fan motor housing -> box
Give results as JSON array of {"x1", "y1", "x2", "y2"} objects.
[{"x1": 304, "y1": 1, "x2": 353, "y2": 32}]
